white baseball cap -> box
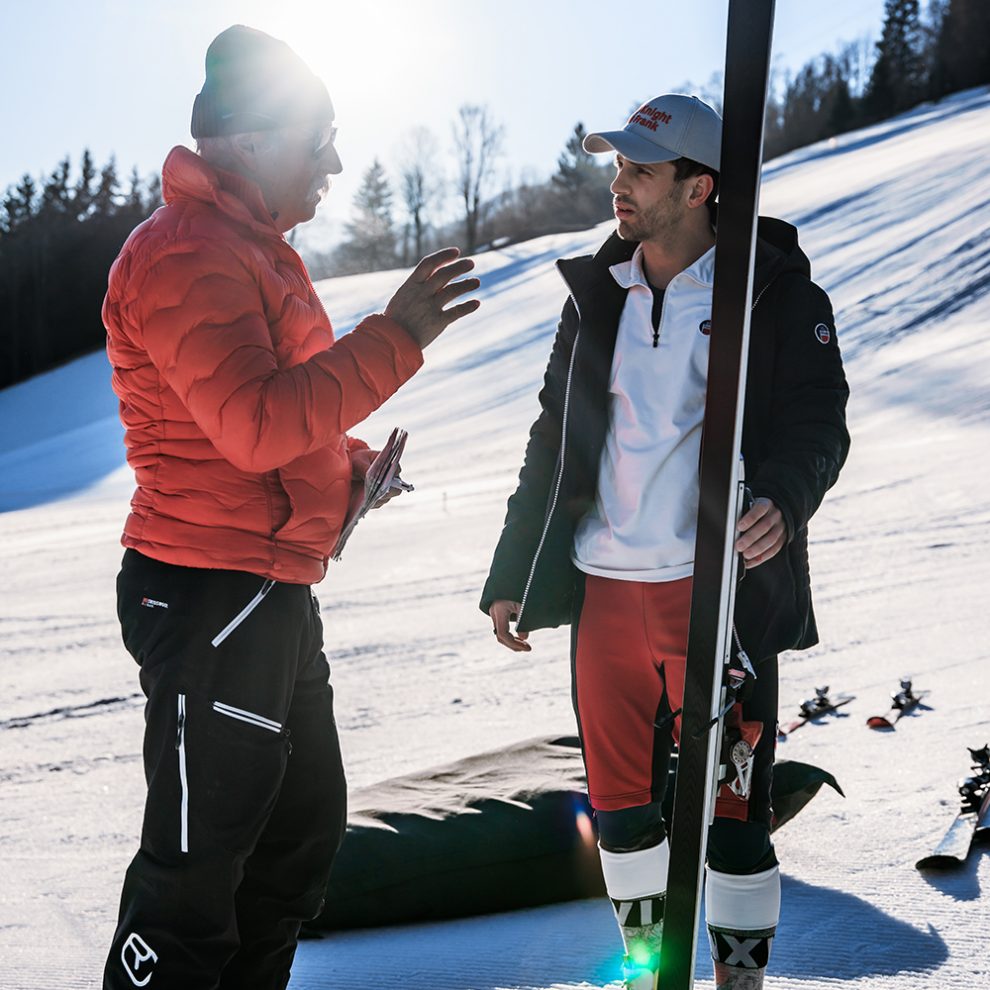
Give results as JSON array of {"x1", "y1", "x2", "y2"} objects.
[{"x1": 584, "y1": 94, "x2": 722, "y2": 171}]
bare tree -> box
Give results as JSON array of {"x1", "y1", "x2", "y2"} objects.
[
  {"x1": 397, "y1": 126, "x2": 444, "y2": 264},
  {"x1": 451, "y1": 104, "x2": 504, "y2": 253}
]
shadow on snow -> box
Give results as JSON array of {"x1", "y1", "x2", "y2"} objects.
[{"x1": 290, "y1": 874, "x2": 947, "y2": 989}]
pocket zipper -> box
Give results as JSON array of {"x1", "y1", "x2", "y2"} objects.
[
  {"x1": 175, "y1": 694, "x2": 189, "y2": 854},
  {"x1": 210, "y1": 579, "x2": 276, "y2": 648},
  {"x1": 212, "y1": 700, "x2": 283, "y2": 734}
]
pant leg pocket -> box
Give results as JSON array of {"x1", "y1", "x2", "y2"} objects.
[{"x1": 184, "y1": 692, "x2": 291, "y2": 856}]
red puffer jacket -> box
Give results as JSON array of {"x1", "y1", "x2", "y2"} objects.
[{"x1": 104, "y1": 146, "x2": 423, "y2": 583}]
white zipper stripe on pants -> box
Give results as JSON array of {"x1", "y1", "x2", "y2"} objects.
[
  {"x1": 177, "y1": 693, "x2": 189, "y2": 854},
  {"x1": 210, "y1": 579, "x2": 276, "y2": 647},
  {"x1": 517, "y1": 323, "x2": 581, "y2": 627},
  {"x1": 212, "y1": 701, "x2": 283, "y2": 733}
]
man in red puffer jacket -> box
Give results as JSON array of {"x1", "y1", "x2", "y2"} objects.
[{"x1": 101, "y1": 25, "x2": 479, "y2": 990}]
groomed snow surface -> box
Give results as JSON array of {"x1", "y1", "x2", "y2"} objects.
[{"x1": 1, "y1": 87, "x2": 988, "y2": 989}]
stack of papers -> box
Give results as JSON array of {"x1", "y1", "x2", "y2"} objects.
[{"x1": 331, "y1": 427, "x2": 411, "y2": 561}]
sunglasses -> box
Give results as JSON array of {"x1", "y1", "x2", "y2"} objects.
[
  {"x1": 221, "y1": 112, "x2": 337, "y2": 158},
  {"x1": 311, "y1": 122, "x2": 338, "y2": 157}
]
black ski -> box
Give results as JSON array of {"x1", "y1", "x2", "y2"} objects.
[
  {"x1": 658, "y1": 2, "x2": 776, "y2": 988},
  {"x1": 778, "y1": 685, "x2": 855, "y2": 737},
  {"x1": 866, "y1": 677, "x2": 929, "y2": 729},
  {"x1": 916, "y1": 745, "x2": 990, "y2": 870}
]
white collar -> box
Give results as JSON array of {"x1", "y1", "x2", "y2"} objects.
[{"x1": 609, "y1": 241, "x2": 716, "y2": 290}]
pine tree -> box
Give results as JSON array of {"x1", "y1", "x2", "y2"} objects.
[
  {"x1": 553, "y1": 124, "x2": 596, "y2": 193},
  {"x1": 126, "y1": 166, "x2": 144, "y2": 210},
  {"x1": 335, "y1": 159, "x2": 399, "y2": 274},
  {"x1": 145, "y1": 173, "x2": 163, "y2": 212},
  {"x1": 93, "y1": 157, "x2": 121, "y2": 216},
  {"x1": 2, "y1": 175, "x2": 37, "y2": 233},
  {"x1": 931, "y1": 0, "x2": 990, "y2": 96},
  {"x1": 551, "y1": 123, "x2": 612, "y2": 226},
  {"x1": 75, "y1": 150, "x2": 97, "y2": 220},
  {"x1": 864, "y1": 0, "x2": 925, "y2": 120},
  {"x1": 41, "y1": 157, "x2": 72, "y2": 217}
]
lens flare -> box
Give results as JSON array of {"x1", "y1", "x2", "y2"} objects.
[{"x1": 574, "y1": 807, "x2": 596, "y2": 846}]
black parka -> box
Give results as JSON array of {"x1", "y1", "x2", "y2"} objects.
[{"x1": 480, "y1": 218, "x2": 850, "y2": 663}]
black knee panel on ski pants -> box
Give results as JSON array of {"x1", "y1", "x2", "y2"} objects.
[
  {"x1": 596, "y1": 807, "x2": 776, "y2": 876},
  {"x1": 104, "y1": 550, "x2": 348, "y2": 990},
  {"x1": 707, "y1": 819, "x2": 778, "y2": 875},
  {"x1": 596, "y1": 802, "x2": 666, "y2": 852}
]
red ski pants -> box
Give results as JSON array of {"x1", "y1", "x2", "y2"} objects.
[{"x1": 571, "y1": 573, "x2": 775, "y2": 828}]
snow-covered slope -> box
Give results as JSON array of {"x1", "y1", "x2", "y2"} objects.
[{"x1": 1, "y1": 87, "x2": 988, "y2": 990}]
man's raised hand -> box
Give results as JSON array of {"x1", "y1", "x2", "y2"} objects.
[{"x1": 385, "y1": 248, "x2": 481, "y2": 349}]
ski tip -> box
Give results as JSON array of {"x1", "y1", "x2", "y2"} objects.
[
  {"x1": 867, "y1": 716, "x2": 894, "y2": 730},
  {"x1": 916, "y1": 854, "x2": 964, "y2": 872}
]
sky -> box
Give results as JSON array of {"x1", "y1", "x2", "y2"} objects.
[{"x1": 2, "y1": 0, "x2": 889, "y2": 241}]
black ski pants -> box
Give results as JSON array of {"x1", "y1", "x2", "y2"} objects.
[{"x1": 104, "y1": 550, "x2": 347, "y2": 990}]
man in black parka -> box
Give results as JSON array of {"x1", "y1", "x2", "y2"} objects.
[{"x1": 481, "y1": 95, "x2": 849, "y2": 990}]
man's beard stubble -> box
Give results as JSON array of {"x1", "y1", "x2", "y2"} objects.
[{"x1": 617, "y1": 184, "x2": 685, "y2": 244}]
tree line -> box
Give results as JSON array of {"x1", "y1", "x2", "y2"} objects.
[
  {"x1": 320, "y1": 111, "x2": 613, "y2": 278},
  {"x1": 2, "y1": 0, "x2": 987, "y2": 388},
  {"x1": 328, "y1": 0, "x2": 987, "y2": 275},
  {"x1": 0, "y1": 153, "x2": 161, "y2": 388},
  {"x1": 761, "y1": 0, "x2": 987, "y2": 159}
]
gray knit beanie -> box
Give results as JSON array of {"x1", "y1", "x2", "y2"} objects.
[{"x1": 191, "y1": 25, "x2": 333, "y2": 138}]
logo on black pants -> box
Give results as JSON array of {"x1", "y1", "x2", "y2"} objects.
[{"x1": 122, "y1": 932, "x2": 158, "y2": 986}]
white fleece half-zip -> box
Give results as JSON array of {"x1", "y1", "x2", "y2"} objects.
[
  {"x1": 176, "y1": 694, "x2": 189, "y2": 854},
  {"x1": 573, "y1": 243, "x2": 715, "y2": 582},
  {"x1": 212, "y1": 701, "x2": 283, "y2": 734},
  {"x1": 211, "y1": 579, "x2": 275, "y2": 647}
]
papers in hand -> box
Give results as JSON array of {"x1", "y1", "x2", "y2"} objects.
[{"x1": 331, "y1": 428, "x2": 411, "y2": 561}]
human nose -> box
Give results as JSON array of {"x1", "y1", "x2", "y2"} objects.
[
  {"x1": 321, "y1": 141, "x2": 343, "y2": 176},
  {"x1": 610, "y1": 167, "x2": 627, "y2": 196}
]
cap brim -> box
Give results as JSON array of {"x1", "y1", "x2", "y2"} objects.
[{"x1": 583, "y1": 129, "x2": 679, "y2": 165}]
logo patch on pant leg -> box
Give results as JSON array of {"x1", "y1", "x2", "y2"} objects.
[
  {"x1": 708, "y1": 926, "x2": 774, "y2": 969},
  {"x1": 612, "y1": 893, "x2": 666, "y2": 927},
  {"x1": 814, "y1": 322, "x2": 831, "y2": 344},
  {"x1": 121, "y1": 932, "x2": 158, "y2": 986}
]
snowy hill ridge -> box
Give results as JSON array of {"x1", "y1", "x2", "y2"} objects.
[{"x1": 1, "y1": 89, "x2": 989, "y2": 989}]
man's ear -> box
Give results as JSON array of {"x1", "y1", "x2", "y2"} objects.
[
  {"x1": 687, "y1": 173, "x2": 715, "y2": 210},
  {"x1": 228, "y1": 132, "x2": 262, "y2": 174}
]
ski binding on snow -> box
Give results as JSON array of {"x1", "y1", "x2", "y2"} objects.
[
  {"x1": 866, "y1": 677, "x2": 929, "y2": 729},
  {"x1": 778, "y1": 685, "x2": 855, "y2": 737}
]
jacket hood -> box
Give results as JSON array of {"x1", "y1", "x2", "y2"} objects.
[{"x1": 161, "y1": 145, "x2": 281, "y2": 239}]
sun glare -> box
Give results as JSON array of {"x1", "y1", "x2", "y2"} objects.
[{"x1": 252, "y1": 1, "x2": 458, "y2": 111}]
